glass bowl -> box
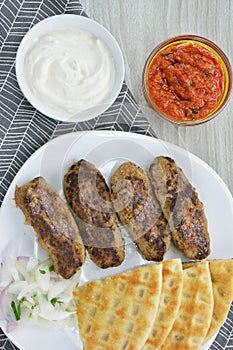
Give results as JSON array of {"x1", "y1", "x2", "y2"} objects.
[{"x1": 142, "y1": 35, "x2": 232, "y2": 126}]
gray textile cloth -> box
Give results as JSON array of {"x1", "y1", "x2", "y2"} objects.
[{"x1": 0, "y1": 1, "x2": 232, "y2": 349}]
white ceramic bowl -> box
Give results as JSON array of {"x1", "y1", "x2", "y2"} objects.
[{"x1": 16, "y1": 14, "x2": 124, "y2": 122}]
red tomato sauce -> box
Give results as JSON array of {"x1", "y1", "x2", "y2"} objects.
[{"x1": 147, "y1": 42, "x2": 224, "y2": 121}]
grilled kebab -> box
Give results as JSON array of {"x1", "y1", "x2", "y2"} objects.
[
  {"x1": 111, "y1": 161, "x2": 170, "y2": 261},
  {"x1": 147, "y1": 156, "x2": 210, "y2": 260},
  {"x1": 64, "y1": 159, "x2": 125, "y2": 268},
  {"x1": 15, "y1": 177, "x2": 86, "y2": 279}
]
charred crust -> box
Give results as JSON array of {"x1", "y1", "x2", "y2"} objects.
[
  {"x1": 64, "y1": 160, "x2": 125, "y2": 268},
  {"x1": 148, "y1": 156, "x2": 210, "y2": 261},
  {"x1": 15, "y1": 177, "x2": 85, "y2": 279}
]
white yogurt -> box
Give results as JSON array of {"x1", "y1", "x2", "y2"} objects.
[{"x1": 24, "y1": 28, "x2": 115, "y2": 115}]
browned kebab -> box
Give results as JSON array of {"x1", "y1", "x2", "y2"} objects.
[
  {"x1": 14, "y1": 177, "x2": 86, "y2": 279},
  {"x1": 110, "y1": 161, "x2": 170, "y2": 261},
  {"x1": 147, "y1": 156, "x2": 210, "y2": 260},
  {"x1": 64, "y1": 159, "x2": 125, "y2": 268}
]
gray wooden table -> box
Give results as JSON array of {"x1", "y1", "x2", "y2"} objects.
[
  {"x1": 83, "y1": 0, "x2": 233, "y2": 196},
  {"x1": 0, "y1": 1, "x2": 232, "y2": 349}
]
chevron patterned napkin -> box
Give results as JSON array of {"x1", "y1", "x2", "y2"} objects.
[{"x1": 0, "y1": 1, "x2": 232, "y2": 349}]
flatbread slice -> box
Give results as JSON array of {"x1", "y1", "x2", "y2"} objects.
[
  {"x1": 143, "y1": 259, "x2": 183, "y2": 350},
  {"x1": 73, "y1": 264, "x2": 162, "y2": 350},
  {"x1": 183, "y1": 259, "x2": 233, "y2": 342},
  {"x1": 182, "y1": 261, "x2": 203, "y2": 269},
  {"x1": 204, "y1": 259, "x2": 233, "y2": 342},
  {"x1": 161, "y1": 262, "x2": 214, "y2": 350}
]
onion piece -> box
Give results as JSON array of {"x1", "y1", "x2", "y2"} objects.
[
  {"x1": 1, "y1": 241, "x2": 21, "y2": 285},
  {"x1": 6, "y1": 320, "x2": 18, "y2": 333},
  {"x1": 0, "y1": 287, "x2": 7, "y2": 320},
  {"x1": 7, "y1": 281, "x2": 28, "y2": 295},
  {"x1": 0, "y1": 246, "x2": 79, "y2": 329},
  {"x1": 17, "y1": 282, "x2": 38, "y2": 301},
  {"x1": 9, "y1": 266, "x2": 20, "y2": 282},
  {"x1": 48, "y1": 279, "x2": 73, "y2": 301},
  {"x1": 16, "y1": 256, "x2": 30, "y2": 261},
  {"x1": 35, "y1": 267, "x2": 50, "y2": 293},
  {"x1": 26, "y1": 256, "x2": 39, "y2": 272}
]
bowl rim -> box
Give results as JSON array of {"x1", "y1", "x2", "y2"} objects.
[
  {"x1": 16, "y1": 14, "x2": 125, "y2": 123},
  {"x1": 142, "y1": 34, "x2": 232, "y2": 126}
]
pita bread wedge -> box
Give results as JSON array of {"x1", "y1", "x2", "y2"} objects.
[
  {"x1": 182, "y1": 261, "x2": 202, "y2": 269},
  {"x1": 161, "y1": 262, "x2": 214, "y2": 350},
  {"x1": 73, "y1": 264, "x2": 162, "y2": 350},
  {"x1": 183, "y1": 259, "x2": 233, "y2": 343},
  {"x1": 143, "y1": 259, "x2": 183, "y2": 350},
  {"x1": 204, "y1": 259, "x2": 233, "y2": 342}
]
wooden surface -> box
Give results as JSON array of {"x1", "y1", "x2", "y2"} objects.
[{"x1": 82, "y1": 0, "x2": 233, "y2": 195}]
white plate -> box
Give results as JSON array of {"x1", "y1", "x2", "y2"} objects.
[
  {"x1": 1, "y1": 131, "x2": 232, "y2": 350},
  {"x1": 16, "y1": 15, "x2": 124, "y2": 122}
]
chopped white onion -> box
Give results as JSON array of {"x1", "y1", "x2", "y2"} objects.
[
  {"x1": 0, "y1": 245, "x2": 80, "y2": 332},
  {"x1": 35, "y1": 267, "x2": 50, "y2": 293},
  {"x1": 26, "y1": 256, "x2": 39, "y2": 272},
  {"x1": 48, "y1": 279, "x2": 73, "y2": 301},
  {"x1": 6, "y1": 320, "x2": 18, "y2": 333},
  {"x1": 9, "y1": 266, "x2": 20, "y2": 281},
  {"x1": 7, "y1": 281, "x2": 28, "y2": 294},
  {"x1": 0, "y1": 287, "x2": 7, "y2": 321},
  {"x1": 17, "y1": 282, "x2": 38, "y2": 301},
  {"x1": 16, "y1": 256, "x2": 30, "y2": 261}
]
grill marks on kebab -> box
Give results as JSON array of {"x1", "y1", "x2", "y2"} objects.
[
  {"x1": 147, "y1": 156, "x2": 210, "y2": 260},
  {"x1": 15, "y1": 155, "x2": 210, "y2": 279},
  {"x1": 15, "y1": 177, "x2": 86, "y2": 279},
  {"x1": 111, "y1": 161, "x2": 170, "y2": 261},
  {"x1": 64, "y1": 159, "x2": 125, "y2": 268}
]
